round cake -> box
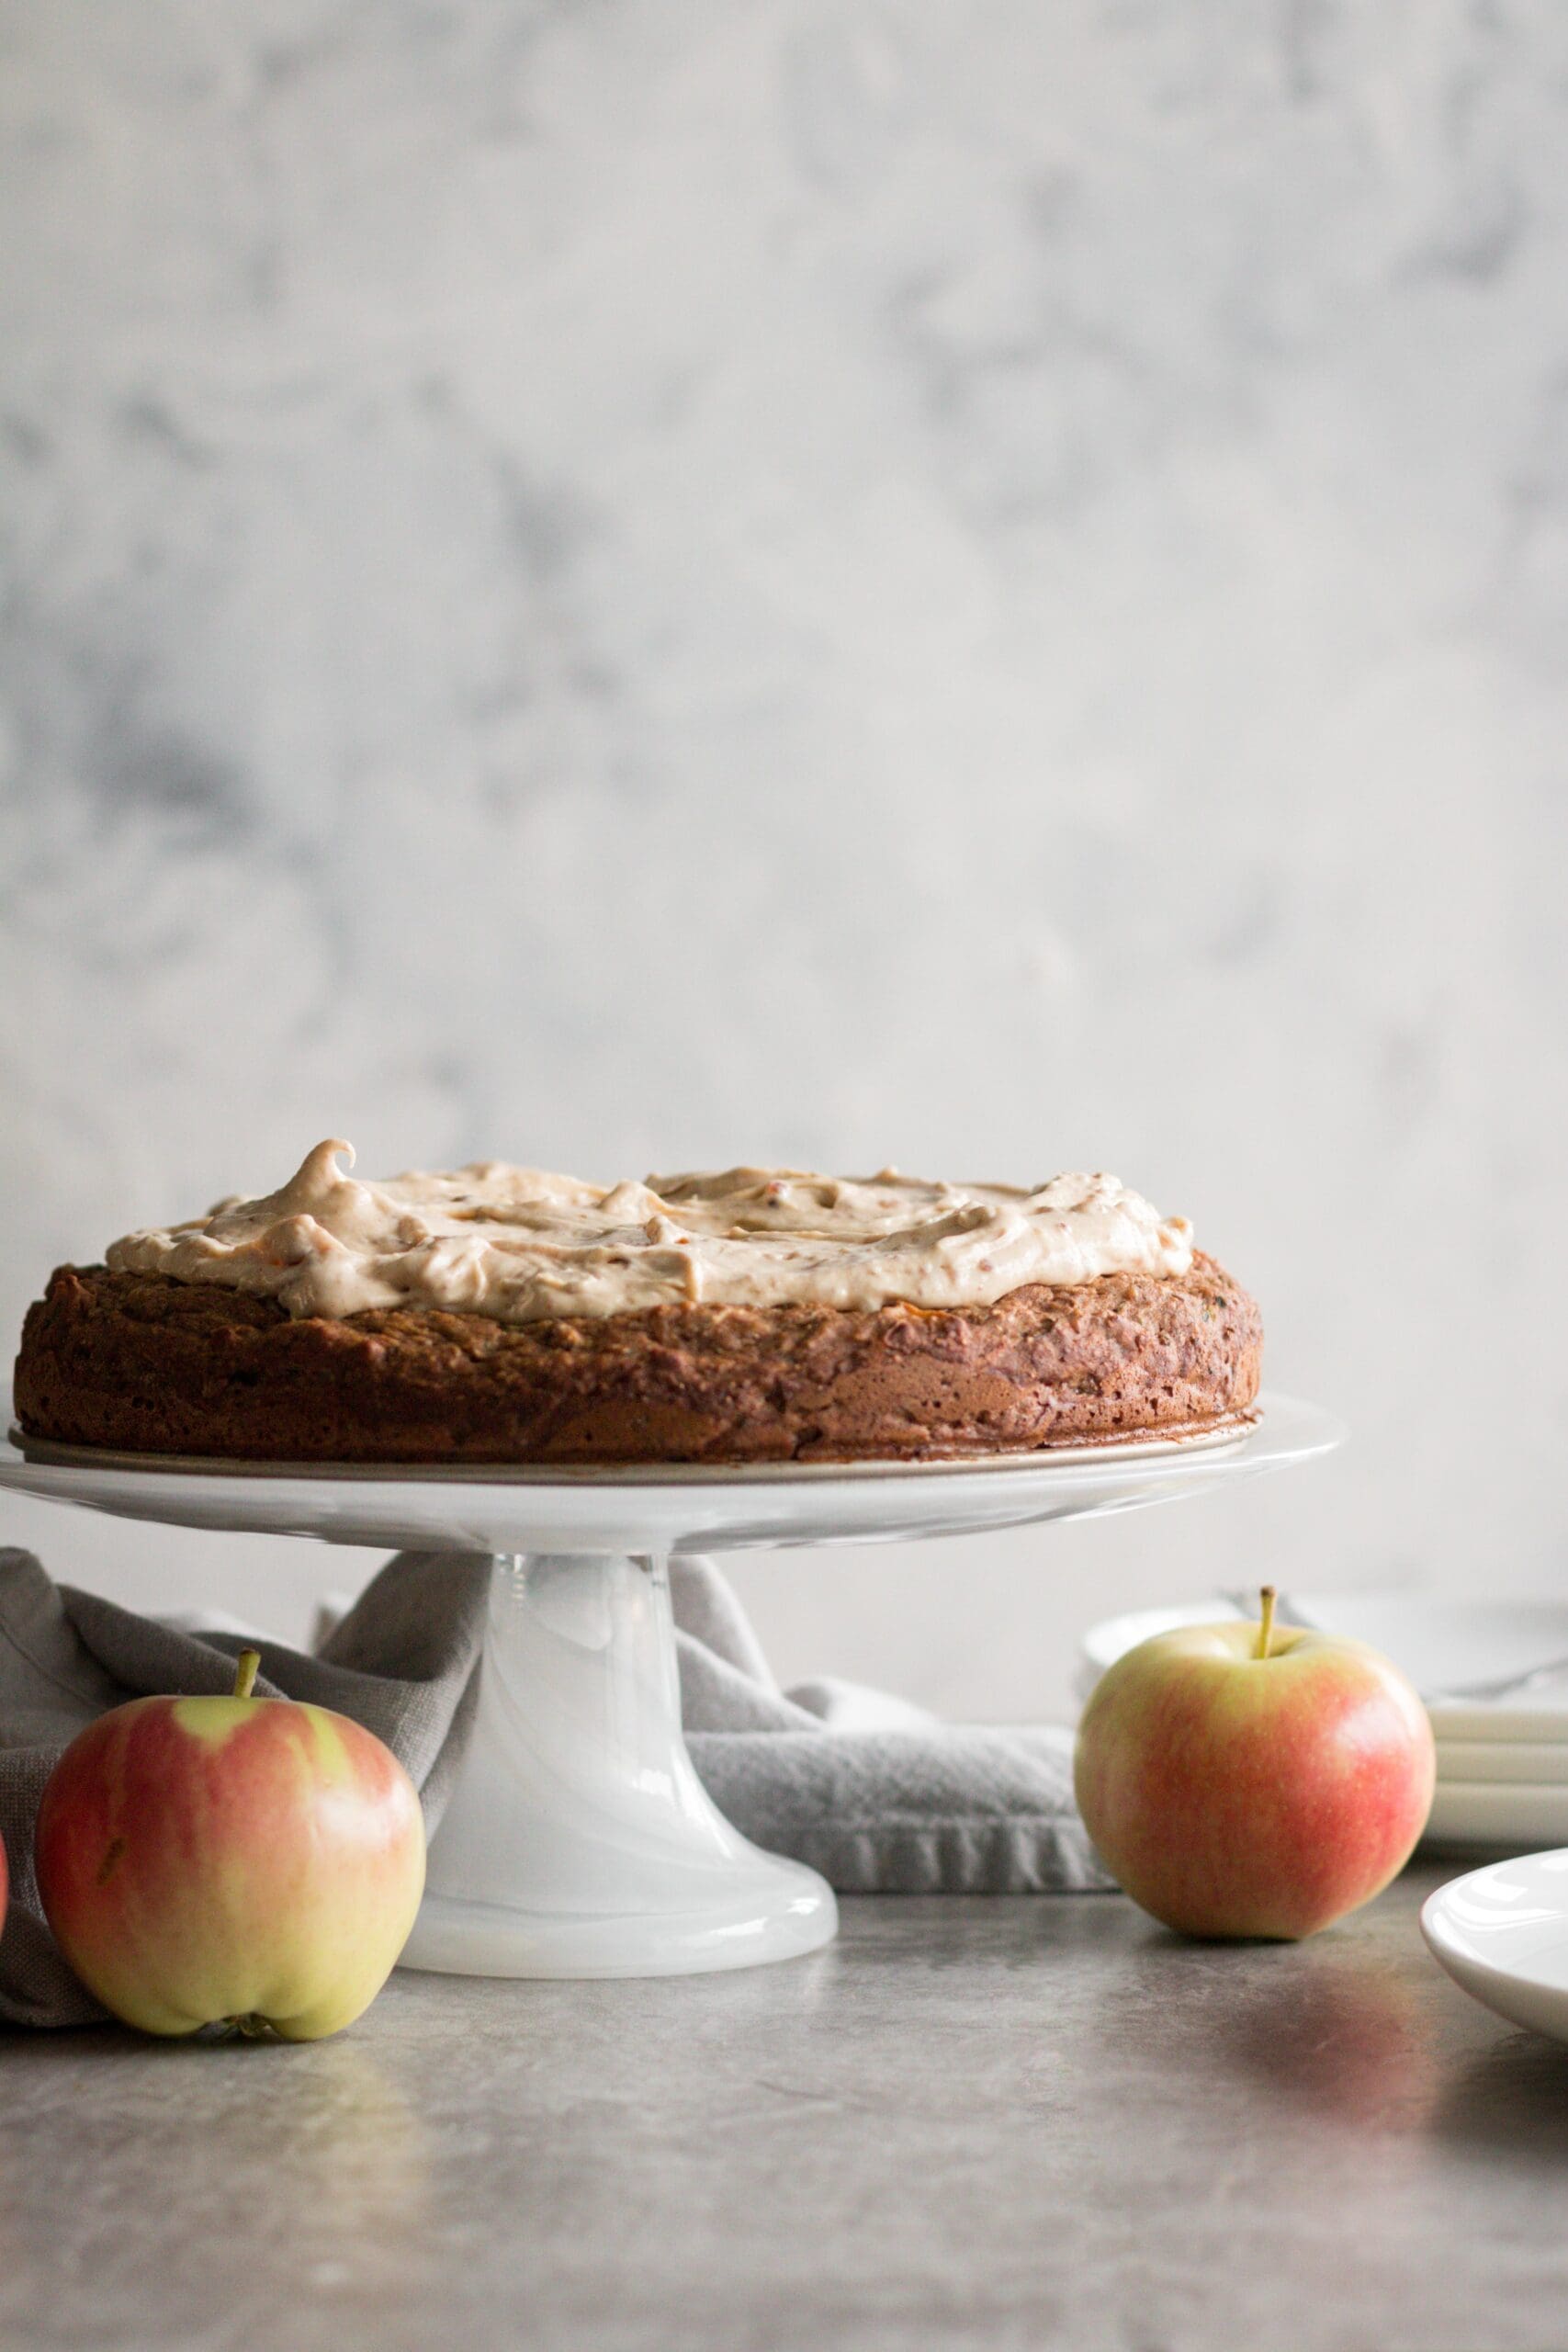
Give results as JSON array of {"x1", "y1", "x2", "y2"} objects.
[{"x1": 13, "y1": 1142, "x2": 1262, "y2": 1465}]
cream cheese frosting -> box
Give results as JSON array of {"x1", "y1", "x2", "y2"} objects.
[{"x1": 104, "y1": 1141, "x2": 1196, "y2": 1325}]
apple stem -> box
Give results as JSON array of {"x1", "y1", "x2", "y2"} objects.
[
  {"x1": 1256, "y1": 1586, "x2": 1277, "y2": 1662},
  {"x1": 232, "y1": 1648, "x2": 261, "y2": 1701}
]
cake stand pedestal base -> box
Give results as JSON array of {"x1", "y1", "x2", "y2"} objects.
[
  {"x1": 0, "y1": 1395, "x2": 1343, "y2": 1980},
  {"x1": 400, "y1": 1552, "x2": 837, "y2": 1979}
]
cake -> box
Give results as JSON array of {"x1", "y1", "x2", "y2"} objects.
[{"x1": 13, "y1": 1141, "x2": 1262, "y2": 1465}]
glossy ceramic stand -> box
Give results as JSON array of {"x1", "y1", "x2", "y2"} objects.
[
  {"x1": 403, "y1": 1553, "x2": 835, "y2": 1976},
  {"x1": 0, "y1": 1393, "x2": 1342, "y2": 1980}
]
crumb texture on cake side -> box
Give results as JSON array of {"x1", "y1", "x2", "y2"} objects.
[{"x1": 13, "y1": 1256, "x2": 1263, "y2": 1465}]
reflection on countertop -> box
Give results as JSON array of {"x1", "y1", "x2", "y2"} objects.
[{"x1": 1, "y1": 1865, "x2": 1562, "y2": 2352}]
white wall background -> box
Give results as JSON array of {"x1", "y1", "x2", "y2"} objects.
[{"x1": 3, "y1": 0, "x2": 1566, "y2": 1717}]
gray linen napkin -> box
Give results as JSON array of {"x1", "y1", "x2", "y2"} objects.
[
  {"x1": 668, "y1": 1556, "x2": 1110, "y2": 1896},
  {"x1": 0, "y1": 1544, "x2": 1107, "y2": 2029}
]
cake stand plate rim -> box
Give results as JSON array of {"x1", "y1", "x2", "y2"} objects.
[
  {"x1": 0, "y1": 1393, "x2": 1342, "y2": 1555},
  {"x1": 1, "y1": 1394, "x2": 1334, "y2": 1487}
]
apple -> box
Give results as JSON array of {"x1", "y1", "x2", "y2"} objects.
[
  {"x1": 1075, "y1": 1588, "x2": 1435, "y2": 1939},
  {"x1": 35, "y1": 1650, "x2": 425, "y2": 2039}
]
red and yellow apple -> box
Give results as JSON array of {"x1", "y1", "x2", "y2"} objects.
[
  {"x1": 1075, "y1": 1589, "x2": 1435, "y2": 1939},
  {"x1": 35, "y1": 1651, "x2": 425, "y2": 2038}
]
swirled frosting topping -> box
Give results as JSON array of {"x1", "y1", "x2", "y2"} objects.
[{"x1": 105, "y1": 1141, "x2": 1196, "y2": 1324}]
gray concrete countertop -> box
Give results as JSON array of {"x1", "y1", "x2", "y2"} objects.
[{"x1": 4, "y1": 1864, "x2": 1564, "y2": 2352}]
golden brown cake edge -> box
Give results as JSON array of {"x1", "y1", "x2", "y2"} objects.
[{"x1": 13, "y1": 1255, "x2": 1263, "y2": 1465}]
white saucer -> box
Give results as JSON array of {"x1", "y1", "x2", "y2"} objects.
[{"x1": 1422, "y1": 1850, "x2": 1568, "y2": 2043}]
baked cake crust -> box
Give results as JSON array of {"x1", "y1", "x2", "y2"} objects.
[{"x1": 14, "y1": 1256, "x2": 1262, "y2": 1465}]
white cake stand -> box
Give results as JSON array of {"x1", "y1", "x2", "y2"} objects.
[{"x1": 0, "y1": 1393, "x2": 1340, "y2": 1980}]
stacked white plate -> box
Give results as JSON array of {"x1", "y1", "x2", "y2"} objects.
[{"x1": 1077, "y1": 1593, "x2": 1568, "y2": 1851}]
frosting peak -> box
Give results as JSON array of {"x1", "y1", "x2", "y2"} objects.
[{"x1": 105, "y1": 1143, "x2": 1196, "y2": 1324}]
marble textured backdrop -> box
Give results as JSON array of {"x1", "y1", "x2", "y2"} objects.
[{"x1": 4, "y1": 1, "x2": 1566, "y2": 1715}]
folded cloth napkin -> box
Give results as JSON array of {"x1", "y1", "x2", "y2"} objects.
[
  {"x1": 667, "y1": 1557, "x2": 1110, "y2": 1898},
  {"x1": 0, "y1": 1544, "x2": 1108, "y2": 2030}
]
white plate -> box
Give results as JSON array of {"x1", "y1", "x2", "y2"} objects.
[
  {"x1": 1422, "y1": 1850, "x2": 1568, "y2": 2042},
  {"x1": 1075, "y1": 1598, "x2": 1247, "y2": 1700},
  {"x1": 1436, "y1": 1741, "x2": 1568, "y2": 1786},
  {"x1": 1077, "y1": 1596, "x2": 1568, "y2": 1849},
  {"x1": 1431, "y1": 1699, "x2": 1568, "y2": 1745},
  {"x1": 1426, "y1": 1781, "x2": 1568, "y2": 1849},
  {"x1": 0, "y1": 1393, "x2": 1338, "y2": 1559},
  {"x1": 1078, "y1": 1592, "x2": 1568, "y2": 1743}
]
